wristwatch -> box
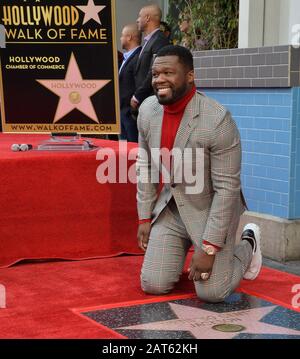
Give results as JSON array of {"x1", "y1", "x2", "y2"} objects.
[{"x1": 201, "y1": 244, "x2": 217, "y2": 256}]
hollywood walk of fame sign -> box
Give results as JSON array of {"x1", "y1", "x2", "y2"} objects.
[{"x1": 0, "y1": 0, "x2": 120, "y2": 134}]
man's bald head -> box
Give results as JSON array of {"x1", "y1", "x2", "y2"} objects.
[
  {"x1": 124, "y1": 24, "x2": 142, "y2": 42},
  {"x1": 137, "y1": 4, "x2": 162, "y2": 34},
  {"x1": 120, "y1": 23, "x2": 142, "y2": 50},
  {"x1": 143, "y1": 4, "x2": 162, "y2": 24}
]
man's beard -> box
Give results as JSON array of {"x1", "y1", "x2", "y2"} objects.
[{"x1": 155, "y1": 85, "x2": 189, "y2": 105}]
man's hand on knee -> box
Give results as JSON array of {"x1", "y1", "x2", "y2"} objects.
[
  {"x1": 188, "y1": 250, "x2": 215, "y2": 281},
  {"x1": 137, "y1": 222, "x2": 151, "y2": 251}
]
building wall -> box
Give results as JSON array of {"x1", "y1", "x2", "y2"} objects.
[
  {"x1": 288, "y1": 0, "x2": 300, "y2": 46},
  {"x1": 194, "y1": 45, "x2": 300, "y2": 221},
  {"x1": 278, "y1": 0, "x2": 290, "y2": 46},
  {"x1": 202, "y1": 87, "x2": 300, "y2": 220},
  {"x1": 264, "y1": 0, "x2": 280, "y2": 46},
  {"x1": 290, "y1": 87, "x2": 300, "y2": 218},
  {"x1": 238, "y1": 0, "x2": 264, "y2": 48},
  {"x1": 239, "y1": 0, "x2": 300, "y2": 47},
  {"x1": 203, "y1": 88, "x2": 292, "y2": 219}
]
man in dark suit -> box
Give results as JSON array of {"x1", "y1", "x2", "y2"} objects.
[
  {"x1": 119, "y1": 24, "x2": 142, "y2": 142},
  {"x1": 130, "y1": 4, "x2": 169, "y2": 112}
]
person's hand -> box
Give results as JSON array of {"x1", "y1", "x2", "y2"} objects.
[
  {"x1": 130, "y1": 97, "x2": 139, "y2": 110},
  {"x1": 188, "y1": 250, "x2": 215, "y2": 281},
  {"x1": 137, "y1": 222, "x2": 151, "y2": 251}
]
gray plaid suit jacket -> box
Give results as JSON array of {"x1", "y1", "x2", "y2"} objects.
[{"x1": 136, "y1": 91, "x2": 246, "y2": 249}]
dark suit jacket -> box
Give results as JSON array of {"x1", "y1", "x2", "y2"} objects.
[
  {"x1": 119, "y1": 46, "x2": 141, "y2": 116},
  {"x1": 134, "y1": 30, "x2": 169, "y2": 104}
]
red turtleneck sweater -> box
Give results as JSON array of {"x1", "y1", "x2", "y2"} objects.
[
  {"x1": 138, "y1": 86, "x2": 220, "y2": 251},
  {"x1": 160, "y1": 85, "x2": 196, "y2": 151}
]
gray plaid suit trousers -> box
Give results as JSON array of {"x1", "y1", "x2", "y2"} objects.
[{"x1": 141, "y1": 197, "x2": 253, "y2": 303}]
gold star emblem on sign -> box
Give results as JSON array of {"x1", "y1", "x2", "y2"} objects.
[
  {"x1": 36, "y1": 53, "x2": 110, "y2": 123},
  {"x1": 77, "y1": 0, "x2": 106, "y2": 25}
]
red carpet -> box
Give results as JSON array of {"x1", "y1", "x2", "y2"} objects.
[
  {"x1": 0, "y1": 255, "x2": 299, "y2": 338},
  {"x1": 238, "y1": 266, "x2": 300, "y2": 312}
]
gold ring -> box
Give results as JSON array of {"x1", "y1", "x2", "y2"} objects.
[{"x1": 201, "y1": 272, "x2": 209, "y2": 280}]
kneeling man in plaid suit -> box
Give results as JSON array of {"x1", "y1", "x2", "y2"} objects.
[{"x1": 136, "y1": 45, "x2": 262, "y2": 303}]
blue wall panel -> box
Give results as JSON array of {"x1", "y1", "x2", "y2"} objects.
[{"x1": 202, "y1": 88, "x2": 298, "y2": 219}]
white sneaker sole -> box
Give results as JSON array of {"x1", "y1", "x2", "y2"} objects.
[{"x1": 243, "y1": 223, "x2": 262, "y2": 280}]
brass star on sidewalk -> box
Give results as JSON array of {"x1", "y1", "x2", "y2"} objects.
[
  {"x1": 77, "y1": 0, "x2": 106, "y2": 25},
  {"x1": 119, "y1": 303, "x2": 300, "y2": 339},
  {"x1": 36, "y1": 53, "x2": 110, "y2": 123}
]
